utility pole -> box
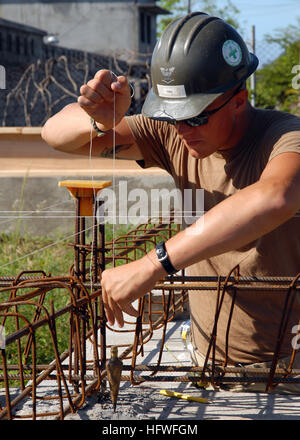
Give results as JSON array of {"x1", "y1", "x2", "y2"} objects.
[
  {"x1": 298, "y1": 41, "x2": 300, "y2": 115},
  {"x1": 250, "y1": 25, "x2": 256, "y2": 107},
  {"x1": 187, "y1": 0, "x2": 191, "y2": 13}
]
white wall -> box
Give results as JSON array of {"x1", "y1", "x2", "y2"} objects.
[{"x1": 0, "y1": 1, "x2": 141, "y2": 59}]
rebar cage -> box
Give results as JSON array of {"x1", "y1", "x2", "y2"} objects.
[{"x1": 0, "y1": 186, "x2": 299, "y2": 420}]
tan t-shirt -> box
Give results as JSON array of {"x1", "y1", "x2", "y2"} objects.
[{"x1": 126, "y1": 108, "x2": 300, "y2": 364}]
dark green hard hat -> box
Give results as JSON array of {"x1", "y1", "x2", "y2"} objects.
[{"x1": 142, "y1": 12, "x2": 259, "y2": 121}]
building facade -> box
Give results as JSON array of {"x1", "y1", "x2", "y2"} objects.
[
  {"x1": 0, "y1": 17, "x2": 47, "y2": 65},
  {"x1": 0, "y1": 15, "x2": 151, "y2": 126},
  {"x1": 0, "y1": 0, "x2": 169, "y2": 60}
]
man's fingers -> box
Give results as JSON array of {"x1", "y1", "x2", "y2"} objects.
[
  {"x1": 77, "y1": 95, "x2": 99, "y2": 108},
  {"x1": 79, "y1": 84, "x2": 102, "y2": 104},
  {"x1": 104, "y1": 298, "x2": 139, "y2": 328},
  {"x1": 111, "y1": 76, "x2": 130, "y2": 96},
  {"x1": 80, "y1": 80, "x2": 114, "y2": 103},
  {"x1": 103, "y1": 303, "x2": 115, "y2": 327},
  {"x1": 121, "y1": 303, "x2": 139, "y2": 318},
  {"x1": 95, "y1": 70, "x2": 129, "y2": 94},
  {"x1": 94, "y1": 69, "x2": 113, "y2": 84},
  {"x1": 102, "y1": 294, "x2": 139, "y2": 328},
  {"x1": 108, "y1": 298, "x2": 124, "y2": 328},
  {"x1": 101, "y1": 288, "x2": 115, "y2": 326},
  {"x1": 102, "y1": 287, "x2": 125, "y2": 328}
]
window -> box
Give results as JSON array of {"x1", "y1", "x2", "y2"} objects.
[
  {"x1": 140, "y1": 11, "x2": 145, "y2": 43},
  {"x1": 146, "y1": 15, "x2": 151, "y2": 44},
  {"x1": 24, "y1": 36, "x2": 28, "y2": 56},
  {"x1": 7, "y1": 33, "x2": 12, "y2": 52},
  {"x1": 16, "y1": 35, "x2": 20, "y2": 54},
  {"x1": 140, "y1": 11, "x2": 152, "y2": 44}
]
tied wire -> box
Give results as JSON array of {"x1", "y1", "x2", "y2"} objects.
[
  {"x1": 111, "y1": 71, "x2": 117, "y2": 269},
  {"x1": 89, "y1": 120, "x2": 95, "y2": 293},
  {"x1": 88, "y1": 70, "x2": 117, "y2": 284},
  {"x1": 88, "y1": 71, "x2": 117, "y2": 347}
]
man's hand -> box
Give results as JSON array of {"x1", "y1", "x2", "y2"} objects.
[
  {"x1": 101, "y1": 252, "x2": 166, "y2": 328},
  {"x1": 78, "y1": 69, "x2": 131, "y2": 131}
]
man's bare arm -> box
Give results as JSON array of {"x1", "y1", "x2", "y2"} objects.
[
  {"x1": 162, "y1": 152, "x2": 300, "y2": 270},
  {"x1": 41, "y1": 70, "x2": 143, "y2": 160},
  {"x1": 101, "y1": 151, "x2": 300, "y2": 327},
  {"x1": 41, "y1": 102, "x2": 143, "y2": 160}
]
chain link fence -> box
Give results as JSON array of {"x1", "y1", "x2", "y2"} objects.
[
  {"x1": 0, "y1": 47, "x2": 151, "y2": 127},
  {"x1": 245, "y1": 25, "x2": 300, "y2": 114},
  {"x1": 1, "y1": 26, "x2": 299, "y2": 126}
]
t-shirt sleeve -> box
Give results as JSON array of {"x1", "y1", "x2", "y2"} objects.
[
  {"x1": 268, "y1": 118, "x2": 300, "y2": 162},
  {"x1": 125, "y1": 114, "x2": 173, "y2": 174}
]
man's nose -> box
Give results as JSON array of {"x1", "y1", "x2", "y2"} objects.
[{"x1": 175, "y1": 121, "x2": 194, "y2": 135}]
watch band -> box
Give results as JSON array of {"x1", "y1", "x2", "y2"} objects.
[
  {"x1": 155, "y1": 241, "x2": 177, "y2": 275},
  {"x1": 90, "y1": 117, "x2": 108, "y2": 137}
]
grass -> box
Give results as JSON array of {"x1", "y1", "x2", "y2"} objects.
[
  {"x1": 0, "y1": 224, "x2": 130, "y2": 369},
  {"x1": 0, "y1": 230, "x2": 75, "y2": 375},
  {"x1": 0, "y1": 174, "x2": 180, "y2": 388},
  {"x1": 0, "y1": 220, "x2": 179, "y2": 387}
]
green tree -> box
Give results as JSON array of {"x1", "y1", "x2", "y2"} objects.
[
  {"x1": 264, "y1": 17, "x2": 300, "y2": 49},
  {"x1": 157, "y1": 0, "x2": 186, "y2": 36},
  {"x1": 157, "y1": 0, "x2": 241, "y2": 36},
  {"x1": 255, "y1": 19, "x2": 300, "y2": 113}
]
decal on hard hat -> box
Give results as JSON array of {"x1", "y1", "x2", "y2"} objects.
[
  {"x1": 157, "y1": 84, "x2": 187, "y2": 98},
  {"x1": 222, "y1": 40, "x2": 242, "y2": 67},
  {"x1": 160, "y1": 66, "x2": 175, "y2": 84}
]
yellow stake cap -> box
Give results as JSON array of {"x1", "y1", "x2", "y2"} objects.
[{"x1": 159, "y1": 389, "x2": 209, "y2": 404}]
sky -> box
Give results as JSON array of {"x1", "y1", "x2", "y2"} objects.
[
  {"x1": 207, "y1": 0, "x2": 300, "y2": 64},
  {"x1": 219, "y1": 0, "x2": 300, "y2": 39}
]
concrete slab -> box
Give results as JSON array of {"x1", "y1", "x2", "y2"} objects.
[
  {"x1": 1, "y1": 147, "x2": 299, "y2": 425},
  {"x1": 64, "y1": 318, "x2": 300, "y2": 422},
  {"x1": 3, "y1": 314, "x2": 300, "y2": 428}
]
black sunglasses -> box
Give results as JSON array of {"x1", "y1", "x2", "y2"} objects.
[
  {"x1": 183, "y1": 85, "x2": 243, "y2": 127},
  {"x1": 153, "y1": 84, "x2": 243, "y2": 127}
]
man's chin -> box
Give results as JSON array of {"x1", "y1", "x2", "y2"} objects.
[
  {"x1": 184, "y1": 140, "x2": 210, "y2": 158},
  {"x1": 189, "y1": 150, "x2": 201, "y2": 158},
  {"x1": 188, "y1": 148, "x2": 209, "y2": 159}
]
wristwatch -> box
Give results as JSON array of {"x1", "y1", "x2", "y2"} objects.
[
  {"x1": 155, "y1": 241, "x2": 177, "y2": 275},
  {"x1": 90, "y1": 117, "x2": 107, "y2": 137}
]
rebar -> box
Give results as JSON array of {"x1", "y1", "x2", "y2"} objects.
[{"x1": 0, "y1": 200, "x2": 299, "y2": 419}]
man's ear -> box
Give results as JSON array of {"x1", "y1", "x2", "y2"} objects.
[{"x1": 234, "y1": 89, "x2": 248, "y2": 113}]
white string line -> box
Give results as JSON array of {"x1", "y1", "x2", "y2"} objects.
[
  {"x1": 0, "y1": 210, "x2": 73, "y2": 213},
  {"x1": 112, "y1": 73, "x2": 116, "y2": 269},
  {"x1": 0, "y1": 77, "x2": 131, "y2": 275},
  {"x1": 0, "y1": 200, "x2": 74, "y2": 228},
  {"x1": 89, "y1": 118, "x2": 95, "y2": 292},
  {"x1": 1, "y1": 211, "x2": 299, "y2": 219},
  {"x1": 87, "y1": 71, "x2": 117, "y2": 297},
  {"x1": 0, "y1": 223, "x2": 96, "y2": 270},
  {"x1": 111, "y1": 76, "x2": 118, "y2": 336}
]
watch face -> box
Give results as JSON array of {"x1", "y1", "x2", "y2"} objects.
[
  {"x1": 156, "y1": 243, "x2": 166, "y2": 260},
  {"x1": 157, "y1": 248, "x2": 164, "y2": 258}
]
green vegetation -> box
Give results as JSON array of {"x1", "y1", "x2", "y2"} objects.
[
  {"x1": 0, "y1": 220, "x2": 178, "y2": 380},
  {"x1": 0, "y1": 231, "x2": 76, "y2": 373},
  {"x1": 0, "y1": 232, "x2": 74, "y2": 278},
  {"x1": 254, "y1": 19, "x2": 300, "y2": 113},
  {"x1": 156, "y1": 0, "x2": 300, "y2": 115},
  {"x1": 255, "y1": 41, "x2": 300, "y2": 113},
  {"x1": 157, "y1": 0, "x2": 241, "y2": 36},
  {"x1": 0, "y1": 225, "x2": 120, "y2": 375}
]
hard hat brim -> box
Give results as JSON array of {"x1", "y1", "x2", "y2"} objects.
[
  {"x1": 142, "y1": 52, "x2": 259, "y2": 122},
  {"x1": 142, "y1": 88, "x2": 223, "y2": 121}
]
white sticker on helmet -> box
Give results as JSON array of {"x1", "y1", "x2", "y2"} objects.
[
  {"x1": 222, "y1": 40, "x2": 242, "y2": 67},
  {"x1": 157, "y1": 84, "x2": 187, "y2": 98},
  {"x1": 160, "y1": 67, "x2": 175, "y2": 84}
]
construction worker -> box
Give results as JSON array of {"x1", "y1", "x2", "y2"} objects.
[{"x1": 42, "y1": 12, "x2": 300, "y2": 392}]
